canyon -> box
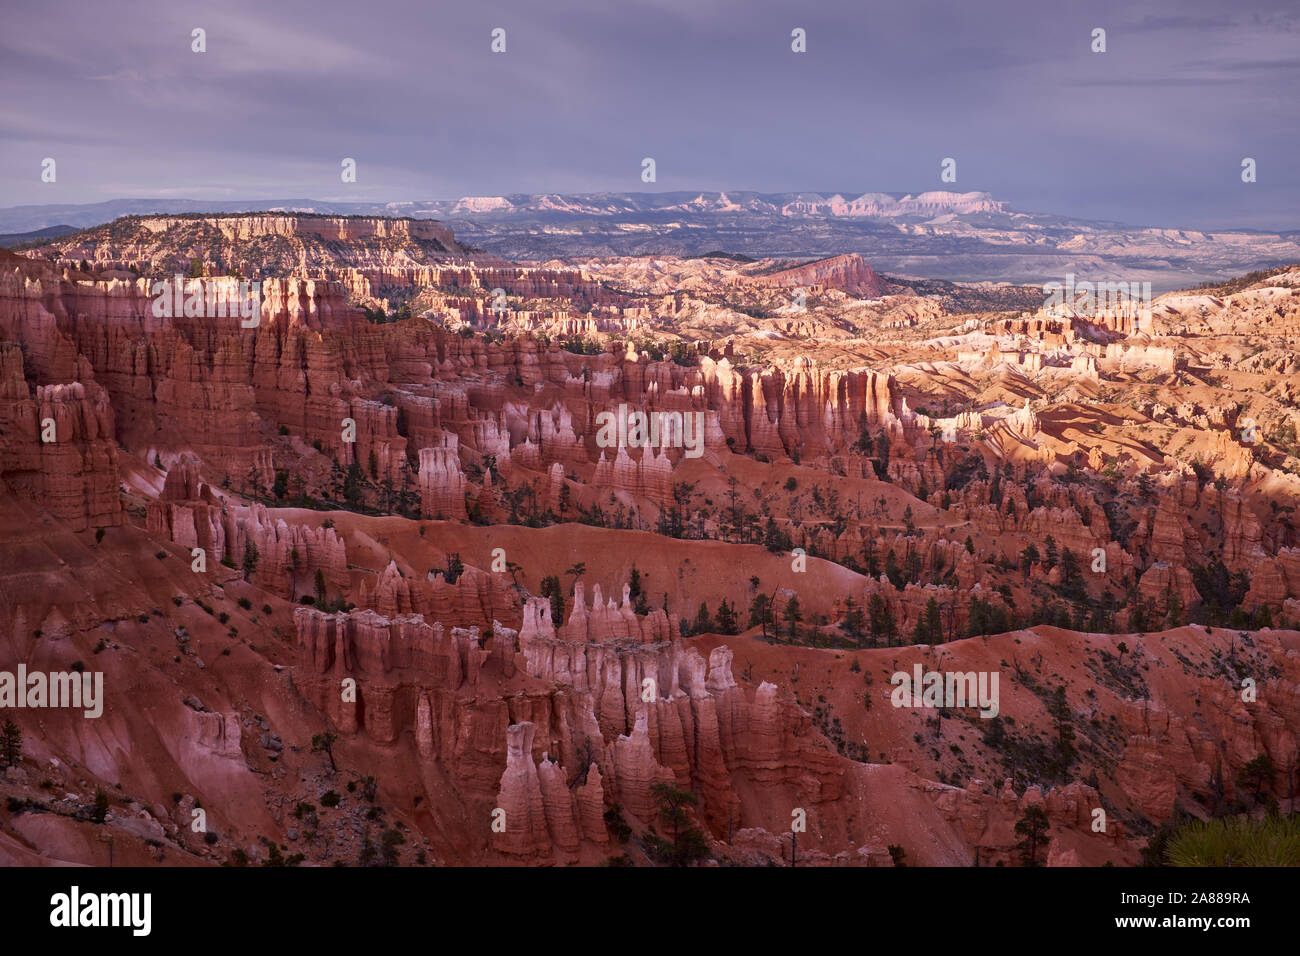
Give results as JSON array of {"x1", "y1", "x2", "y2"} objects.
[{"x1": 1, "y1": 213, "x2": 1298, "y2": 867}]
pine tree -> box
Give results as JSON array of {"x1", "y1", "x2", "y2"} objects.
[
  {"x1": 763, "y1": 516, "x2": 788, "y2": 553},
  {"x1": 343, "y1": 462, "x2": 365, "y2": 507},
  {"x1": 1044, "y1": 536, "x2": 1058, "y2": 571},
  {"x1": 783, "y1": 596, "x2": 802, "y2": 641},
  {"x1": 884, "y1": 550, "x2": 903, "y2": 589},
  {"x1": 715, "y1": 599, "x2": 738, "y2": 635},
  {"x1": 1237, "y1": 753, "x2": 1276, "y2": 802},
  {"x1": 242, "y1": 539, "x2": 259, "y2": 579},
  {"x1": 1060, "y1": 548, "x2": 1080, "y2": 590},
  {"x1": 967, "y1": 596, "x2": 990, "y2": 638},
  {"x1": 841, "y1": 598, "x2": 866, "y2": 645},
  {"x1": 911, "y1": 613, "x2": 927, "y2": 645},
  {"x1": 1020, "y1": 543, "x2": 1040, "y2": 579},
  {"x1": 649, "y1": 782, "x2": 707, "y2": 866},
  {"x1": 1014, "y1": 805, "x2": 1050, "y2": 866},
  {"x1": 91, "y1": 788, "x2": 110, "y2": 824},
  {"x1": 867, "y1": 593, "x2": 892, "y2": 646},
  {"x1": 1, "y1": 718, "x2": 21, "y2": 767},
  {"x1": 540, "y1": 575, "x2": 565, "y2": 627},
  {"x1": 862, "y1": 535, "x2": 879, "y2": 577},
  {"x1": 1165, "y1": 586, "x2": 1184, "y2": 627},
  {"x1": 311, "y1": 731, "x2": 338, "y2": 772},
  {"x1": 1048, "y1": 685, "x2": 1077, "y2": 780},
  {"x1": 924, "y1": 597, "x2": 943, "y2": 643}
]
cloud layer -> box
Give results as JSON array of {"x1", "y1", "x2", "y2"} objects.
[{"x1": 1, "y1": 0, "x2": 1295, "y2": 228}]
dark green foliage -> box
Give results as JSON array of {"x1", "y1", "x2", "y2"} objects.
[
  {"x1": 1, "y1": 718, "x2": 21, "y2": 767},
  {"x1": 1015, "y1": 805, "x2": 1050, "y2": 866},
  {"x1": 648, "y1": 783, "x2": 709, "y2": 866},
  {"x1": 91, "y1": 788, "x2": 110, "y2": 824},
  {"x1": 540, "y1": 575, "x2": 565, "y2": 627}
]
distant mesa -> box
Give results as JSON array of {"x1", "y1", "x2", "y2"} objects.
[
  {"x1": 746, "y1": 253, "x2": 889, "y2": 297},
  {"x1": 779, "y1": 191, "x2": 1007, "y2": 218},
  {"x1": 0, "y1": 224, "x2": 78, "y2": 248}
]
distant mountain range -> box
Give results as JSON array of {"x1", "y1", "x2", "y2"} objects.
[{"x1": 3, "y1": 191, "x2": 1297, "y2": 291}]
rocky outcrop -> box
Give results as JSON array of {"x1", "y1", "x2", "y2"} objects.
[
  {"x1": 292, "y1": 574, "x2": 860, "y2": 859},
  {"x1": 0, "y1": 341, "x2": 121, "y2": 531},
  {"x1": 745, "y1": 254, "x2": 889, "y2": 298},
  {"x1": 1137, "y1": 562, "x2": 1199, "y2": 614}
]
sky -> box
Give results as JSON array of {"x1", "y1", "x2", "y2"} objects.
[{"x1": 1, "y1": 0, "x2": 1297, "y2": 229}]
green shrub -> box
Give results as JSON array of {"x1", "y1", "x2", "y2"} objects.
[{"x1": 1166, "y1": 815, "x2": 1300, "y2": 867}]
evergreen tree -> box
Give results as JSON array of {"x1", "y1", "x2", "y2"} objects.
[
  {"x1": 910, "y1": 614, "x2": 927, "y2": 645},
  {"x1": 628, "y1": 564, "x2": 649, "y2": 614},
  {"x1": 91, "y1": 788, "x2": 110, "y2": 824},
  {"x1": 540, "y1": 575, "x2": 565, "y2": 627},
  {"x1": 1237, "y1": 753, "x2": 1276, "y2": 802},
  {"x1": 884, "y1": 550, "x2": 904, "y2": 590},
  {"x1": 783, "y1": 595, "x2": 803, "y2": 641},
  {"x1": 649, "y1": 782, "x2": 708, "y2": 866},
  {"x1": 873, "y1": 434, "x2": 891, "y2": 480},
  {"x1": 343, "y1": 462, "x2": 366, "y2": 507},
  {"x1": 1014, "y1": 805, "x2": 1051, "y2": 866},
  {"x1": 311, "y1": 731, "x2": 338, "y2": 772},
  {"x1": 1020, "y1": 543, "x2": 1040, "y2": 578},
  {"x1": 1165, "y1": 586, "x2": 1184, "y2": 627},
  {"x1": 1, "y1": 717, "x2": 21, "y2": 767},
  {"x1": 924, "y1": 597, "x2": 943, "y2": 643},
  {"x1": 867, "y1": 593, "x2": 894, "y2": 646},
  {"x1": 763, "y1": 517, "x2": 790, "y2": 553},
  {"x1": 714, "y1": 599, "x2": 739, "y2": 635},
  {"x1": 1048, "y1": 685, "x2": 1077, "y2": 779},
  {"x1": 1060, "y1": 547, "x2": 1080, "y2": 586},
  {"x1": 242, "y1": 539, "x2": 259, "y2": 579},
  {"x1": 862, "y1": 536, "x2": 879, "y2": 577},
  {"x1": 841, "y1": 598, "x2": 866, "y2": 645},
  {"x1": 748, "y1": 594, "x2": 772, "y2": 635}
]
